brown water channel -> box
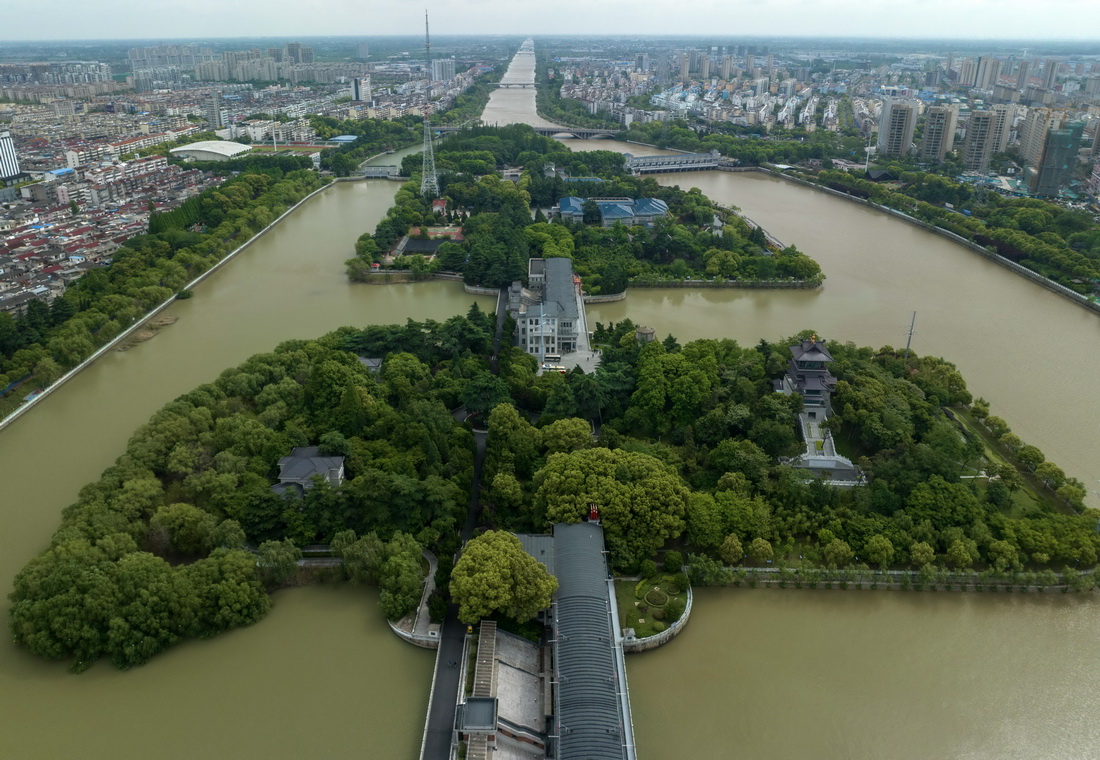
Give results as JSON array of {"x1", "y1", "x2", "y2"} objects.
[
  {"x1": 1, "y1": 46, "x2": 1099, "y2": 759},
  {"x1": 484, "y1": 45, "x2": 1100, "y2": 759},
  {"x1": 0, "y1": 177, "x2": 491, "y2": 758}
]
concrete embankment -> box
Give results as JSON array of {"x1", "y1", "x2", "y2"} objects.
[
  {"x1": 622, "y1": 586, "x2": 694, "y2": 653},
  {"x1": 0, "y1": 179, "x2": 335, "y2": 434}
]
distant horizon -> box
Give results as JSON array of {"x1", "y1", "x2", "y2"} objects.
[
  {"x1": 3, "y1": 0, "x2": 1100, "y2": 46},
  {"x1": 2, "y1": 33, "x2": 1100, "y2": 45}
]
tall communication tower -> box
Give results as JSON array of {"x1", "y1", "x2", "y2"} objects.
[{"x1": 420, "y1": 10, "x2": 439, "y2": 197}]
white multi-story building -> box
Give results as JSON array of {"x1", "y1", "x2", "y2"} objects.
[
  {"x1": 920, "y1": 105, "x2": 958, "y2": 162},
  {"x1": 509, "y1": 258, "x2": 581, "y2": 361},
  {"x1": 0, "y1": 131, "x2": 21, "y2": 179},
  {"x1": 877, "y1": 98, "x2": 918, "y2": 157}
]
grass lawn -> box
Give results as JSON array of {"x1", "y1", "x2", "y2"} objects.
[{"x1": 615, "y1": 574, "x2": 688, "y2": 639}]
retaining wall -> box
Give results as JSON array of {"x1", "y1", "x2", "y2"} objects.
[
  {"x1": 0, "y1": 179, "x2": 335, "y2": 434},
  {"x1": 622, "y1": 585, "x2": 693, "y2": 653},
  {"x1": 462, "y1": 283, "x2": 500, "y2": 296},
  {"x1": 388, "y1": 620, "x2": 441, "y2": 650},
  {"x1": 630, "y1": 278, "x2": 820, "y2": 289},
  {"x1": 582, "y1": 291, "x2": 626, "y2": 304}
]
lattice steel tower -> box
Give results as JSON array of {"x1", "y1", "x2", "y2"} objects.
[{"x1": 420, "y1": 10, "x2": 439, "y2": 197}]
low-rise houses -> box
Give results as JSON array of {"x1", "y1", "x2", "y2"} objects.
[{"x1": 1, "y1": 161, "x2": 216, "y2": 314}]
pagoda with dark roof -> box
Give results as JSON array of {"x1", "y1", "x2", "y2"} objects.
[
  {"x1": 774, "y1": 335, "x2": 862, "y2": 485},
  {"x1": 783, "y1": 335, "x2": 837, "y2": 415}
]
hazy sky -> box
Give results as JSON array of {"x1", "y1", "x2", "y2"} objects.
[{"x1": 5, "y1": 0, "x2": 1100, "y2": 42}]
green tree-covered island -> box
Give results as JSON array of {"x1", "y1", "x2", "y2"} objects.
[
  {"x1": 9, "y1": 310, "x2": 1097, "y2": 671},
  {"x1": 346, "y1": 125, "x2": 823, "y2": 290}
]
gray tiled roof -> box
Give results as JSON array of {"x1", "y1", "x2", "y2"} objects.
[
  {"x1": 552, "y1": 522, "x2": 631, "y2": 760},
  {"x1": 276, "y1": 446, "x2": 343, "y2": 488},
  {"x1": 540, "y1": 257, "x2": 578, "y2": 321},
  {"x1": 789, "y1": 338, "x2": 834, "y2": 363}
]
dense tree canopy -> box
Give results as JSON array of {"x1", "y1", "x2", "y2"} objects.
[
  {"x1": 534, "y1": 447, "x2": 690, "y2": 568},
  {"x1": 13, "y1": 315, "x2": 1096, "y2": 670},
  {"x1": 345, "y1": 125, "x2": 823, "y2": 292},
  {"x1": 450, "y1": 530, "x2": 558, "y2": 624}
]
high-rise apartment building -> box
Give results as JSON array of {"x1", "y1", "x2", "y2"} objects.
[
  {"x1": 958, "y1": 58, "x2": 978, "y2": 88},
  {"x1": 1019, "y1": 107, "x2": 1057, "y2": 167},
  {"x1": 352, "y1": 76, "x2": 371, "y2": 103},
  {"x1": 679, "y1": 55, "x2": 690, "y2": 84},
  {"x1": 0, "y1": 131, "x2": 21, "y2": 179},
  {"x1": 1031, "y1": 122, "x2": 1083, "y2": 196},
  {"x1": 990, "y1": 104, "x2": 1013, "y2": 154},
  {"x1": 1015, "y1": 60, "x2": 1030, "y2": 89},
  {"x1": 920, "y1": 105, "x2": 958, "y2": 162},
  {"x1": 1041, "y1": 59, "x2": 1060, "y2": 89},
  {"x1": 356, "y1": 42, "x2": 370, "y2": 61},
  {"x1": 700, "y1": 58, "x2": 711, "y2": 80},
  {"x1": 205, "y1": 91, "x2": 225, "y2": 130},
  {"x1": 876, "y1": 98, "x2": 918, "y2": 157},
  {"x1": 431, "y1": 58, "x2": 456, "y2": 82},
  {"x1": 962, "y1": 110, "x2": 996, "y2": 172},
  {"x1": 975, "y1": 57, "x2": 1002, "y2": 90},
  {"x1": 720, "y1": 55, "x2": 732, "y2": 81}
]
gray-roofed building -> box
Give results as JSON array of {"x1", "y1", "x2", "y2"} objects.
[
  {"x1": 512, "y1": 257, "x2": 581, "y2": 359},
  {"x1": 775, "y1": 337, "x2": 862, "y2": 486},
  {"x1": 272, "y1": 446, "x2": 344, "y2": 497},
  {"x1": 548, "y1": 522, "x2": 636, "y2": 760},
  {"x1": 168, "y1": 140, "x2": 252, "y2": 162}
]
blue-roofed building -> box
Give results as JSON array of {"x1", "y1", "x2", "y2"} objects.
[
  {"x1": 557, "y1": 196, "x2": 669, "y2": 228},
  {"x1": 329, "y1": 135, "x2": 359, "y2": 144}
]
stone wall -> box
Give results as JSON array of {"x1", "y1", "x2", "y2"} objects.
[
  {"x1": 622, "y1": 586, "x2": 693, "y2": 653},
  {"x1": 388, "y1": 620, "x2": 441, "y2": 649},
  {"x1": 582, "y1": 291, "x2": 626, "y2": 303}
]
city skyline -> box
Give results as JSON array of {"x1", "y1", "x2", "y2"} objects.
[{"x1": 3, "y1": 0, "x2": 1100, "y2": 43}]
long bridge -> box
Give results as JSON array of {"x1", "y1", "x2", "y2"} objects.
[
  {"x1": 624, "y1": 150, "x2": 721, "y2": 174},
  {"x1": 495, "y1": 82, "x2": 533, "y2": 88}
]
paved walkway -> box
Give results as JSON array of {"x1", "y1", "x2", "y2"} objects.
[
  {"x1": 561, "y1": 276, "x2": 601, "y2": 374},
  {"x1": 413, "y1": 549, "x2": 439, "y2": 638}
]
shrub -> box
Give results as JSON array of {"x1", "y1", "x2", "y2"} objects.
[
  {"x1": 653, "y1": 620, "x2": 666, "y2": 633},
  {"x1": 666, "y1": 597, "x2": 686, "y2": 621},
  {"x1": 663, "y1": 550, "x2": 683, "y2": 573},
  {"x1": 428, "y1": 591, "x2": 448, "y2": 623},
  {"x1": 640, "y1": 559, "x2": 658, "y2": 579},
  {"x1": 651, "y1": 608, "x2": 665, "y2": 621}
]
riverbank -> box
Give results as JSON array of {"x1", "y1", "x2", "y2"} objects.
[
  {"x1": 693, "y1": 564, "x2": 1100, "y2": 593},
  {"x1": 0, "y1": 178, "x2": 334, "y2": 434},
  {"x1": 760, "y1": 168, "x2": 1100, "y2": 317},
  {"x1": 360, "y1": 270, "x2": 821, "y2": 291}
]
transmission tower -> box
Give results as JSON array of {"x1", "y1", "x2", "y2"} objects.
[{"x1": 420, "y1": 10, "x2": 439, "y2": 198}]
